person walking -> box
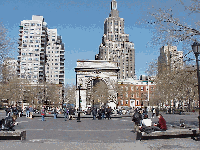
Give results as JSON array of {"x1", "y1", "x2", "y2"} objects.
[
  {"x1": 53, "y1": 107, "x2": 57, "y2": 119},
  {"x1": 132, "y1": 109, "x2": 142, "y2": 132},
  {"x1": 92, "y1": 108, "x2": 97, "y2": 120},
  {"x1": 101, "y1": 108, "x2": 105, "y2": 120},
  {"x1": 63, "y1": 107, "x2": 68, "y2": 121},
  {"x1": 152, "y1": 108, "x2": 156, "y2": 118},
  {"x1": 41, "y1": 107, "x2": 45, "y2": 121},
  {"x1": 5, "y1": 106, "x2": 9, "y2": 116},
  {"x1": 26, "y1": 106, "x2": 29, "y2": 118},
  {"x1": 29, "y1": 106, "x2": 33, "y2": 119},
  {"x1": 107, "y1": 107, "x2": 112, "y2": 120}
]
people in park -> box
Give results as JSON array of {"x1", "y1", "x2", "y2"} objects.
[
  {"x1": 152, "y1": 108, "x2": 156, "y2": 118},
  {"x1": 101, "y1": 108, "x2": 105, "y2": 120},
  {"x1": 26, "y1": 106, "x2": 29, "y2": 118},
  {"x1": 141, "y1": 115, "x2": 152, "y2": 127},
  {"x1": 63, "y1": 107, "x2": 68, "y2": 121},
  {"x1": 152, "y1": 114, "x2": 167, "y2": 131},
  {"x1": 41, "y1": 107, "x2": 46, "y2": 121},
  {"x1": 53, "y1": 107, "x2": 57, "y2": 119},
  {"x1": 132, "y1": 108, "x2": 143, "y2": 132},
  {"x1": 92, "y1": 108, "x2": 97, "y2": 120}
]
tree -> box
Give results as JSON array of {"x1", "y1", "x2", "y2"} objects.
[
  {"x1": 142, "y1": 0, "x2": 200, "y2": 54},
  {"x1": 92, "y1": 80, "x2": 109, "y2": 106},
  {"x1": 45, "y1": 83, "x2": 61, "y2": 106},
  {"x1": 64, "y1": 83, "x2": 76, "y2": 105}
]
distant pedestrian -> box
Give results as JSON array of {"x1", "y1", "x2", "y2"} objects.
[
  {"x1": 63, "y1": 107, "x2": 68, "y2": 121},
  {"x1": 92, "y1": 108, "x2": 97, "y2": 120},
  {"x1": 5, "y1": 106, "x2": 9, "y2": 116},
  {"x1": 152, "y1": 108, "x2": 156, "y2": 118},
  {"x1": 101, "y1": 108, "x2": 105, "y2": 120},
  {"x1": 107, "y1": 107, "x2": 112, "y2": 120},
  {"x1": 97, "y1": 109, "x2": 102, "y2": 120},
  {"x1": 41, "y1": 107, "x2": 46, "y2": 121},
  {"x1": 26, "y1": 107, "x2": 29, "y2": 118},
  {"x1": 53, "y1": 107, "x2": 57, "y2": 119}
]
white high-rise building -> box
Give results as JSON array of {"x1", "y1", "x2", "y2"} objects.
[
  {"x1": 17, "y1": 15, "x2": 48, "y2": 84},
  {"x1": 46, "y1": 29, "x2": 65, "y2": 84},
  {"x1": 17, "y1": 15, "x2": 65, "y2": 85},
  {"x1": 95, "y1": 0, "x2": 135, "y2": 80}
]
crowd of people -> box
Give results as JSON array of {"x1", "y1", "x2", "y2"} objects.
[
  {"x1": 91, "y1": 107, "x2": 112, "y2": 120},
  {"x1": 132, "y1": 107, "x2": 167, "y2": 133}
]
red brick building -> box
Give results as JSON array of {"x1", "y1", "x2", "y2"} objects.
[{"x1": 117, "y1": 79, "x2": 155, "y2": 108}]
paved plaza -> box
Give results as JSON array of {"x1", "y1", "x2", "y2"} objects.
[{"x1": 0, "y1": 111, "x2": 200, "y2": 149}]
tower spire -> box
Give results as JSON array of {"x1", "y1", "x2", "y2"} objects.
[{"x1": 111, "y1": 0, "x2": 117, "y2": 10}]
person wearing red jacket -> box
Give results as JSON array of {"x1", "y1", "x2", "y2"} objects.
[{"x1": 157, "y1": 114, "x2": 167, "y2": 130}]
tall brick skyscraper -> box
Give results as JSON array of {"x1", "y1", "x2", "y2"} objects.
[{"x1": 95, "y1": 0, "x2": 135, "y2": 79}]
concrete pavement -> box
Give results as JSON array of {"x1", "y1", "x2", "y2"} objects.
[{"x1": 0, "y1": 110, "x2": 200, "y2": 149}]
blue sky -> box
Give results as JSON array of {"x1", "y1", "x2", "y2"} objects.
[{"x1": 0, "y1": 0, "x2": 194, "y2": 84}]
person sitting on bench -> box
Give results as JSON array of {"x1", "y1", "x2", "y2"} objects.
[{"x1": 152, "y1": 114, "x2": 167, "y2": 131}]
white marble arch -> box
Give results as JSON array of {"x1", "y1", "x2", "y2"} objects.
[{"x1": 75, "y1": 60, "x2": 119, "y2": 110}]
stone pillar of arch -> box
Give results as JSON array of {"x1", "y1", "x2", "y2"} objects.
[{"x1": 75, "y1": 60, "x2": 119, "y2": 110}]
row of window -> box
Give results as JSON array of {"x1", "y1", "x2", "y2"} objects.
[
  {"x1": 23, "y1": 23, "x2": 41, "y2": 26},
  {"x1": 120, "y1": 100, "x2": 139, "y2": 105}
]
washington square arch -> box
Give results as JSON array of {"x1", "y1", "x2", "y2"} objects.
[{"x1": 75, "y1": 60, "x2": 119, "y2": 111}]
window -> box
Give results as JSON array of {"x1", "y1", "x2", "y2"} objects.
[
  {"x1": 126, "y1": 92, "x2": 128, "y2": 98},
  {"x1": 126, "y1": 87, "x2": 128, "y2": 91},
  {"x1": 136, "y1": 93, "x2": 139, "y2": 98},
  {"x1": 141, "y1": 86, "x2": 144, "y2": 91},
  {"x1": 136, "y1": 86, "x2": 138, "y2": 90},
  {"x1": 136, "y1": 100, "x2": 139, "y2": 105},
  {"x1": 120, "y1": 100, "x2": 123, "y2": 105},
  {"x1": 125, "y1": 100, "x2": 128, "y2": 105},
  {"x1": 55, "y1": 63, "x2": 58, "y2": 65},
  {"x1": 131, "y1": 86, "x2": 134, "y2": 91},
  {"x1": 24, "y1": 23, "x2": 29, "y2": 26}
]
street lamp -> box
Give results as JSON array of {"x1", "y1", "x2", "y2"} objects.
[
  {"x1": 192, "y1": 41, "x2": 200, "y2": 140},
  {"x1": 77, "y1": 84, "x2": 82, "y2": 122}
]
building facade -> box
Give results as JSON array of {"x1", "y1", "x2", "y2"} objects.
[
  {"x1": 95, "y1": 0, "x2": 135, "y2": 80},
  {"x1": 17, "y1": 15, "x2": 65, "y2": 105},
  {"x1": 117, "y1": 78, "x2": 155, "y2": 109},
  {"x1": 18, "y1": 15, "x2": 48, "y2": 84},
  {"x1": 158, "y1": 45, "x2": 183, "y2": 74},
  {"x1": 46, "y1": 29, "x2": 65, "y2": 84}
]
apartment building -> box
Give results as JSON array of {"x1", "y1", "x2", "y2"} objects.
[
  {"x1": 17, "y1": 15, "x2": 48, "y2": 84},
  {"x1": 117, "y1": 78, "x2": 155, "y2": 108},
  {"x1": 95, "y1": 0, "x2": 135, "y2": 80},
  {"x1": 17, "y1": 15, "x2": 65, "y2": 105},
  {"x1": 158, "y1": 45, "x2": 183, "y2": 74},
  {"x1": 46, "y1": 29, "x2": 65, "y2": 84}
]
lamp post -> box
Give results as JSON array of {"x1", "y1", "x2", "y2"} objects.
[
  {"x1": 77, "y1": 84, "x2": 81, "y2": 122},
  {"x1": 192, "y1": 41, "x2": 200, "y2": 139}
]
